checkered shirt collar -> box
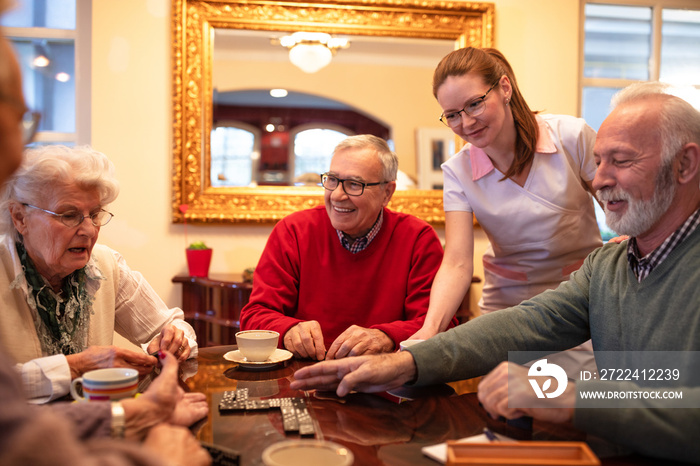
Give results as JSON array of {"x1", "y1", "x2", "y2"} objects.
[
  {"x1": 627, "y1": 208, "x2": 700, "y2": 282},
  {"x1": 336, "y1": 210, "x2": 384, "y2": 254}
]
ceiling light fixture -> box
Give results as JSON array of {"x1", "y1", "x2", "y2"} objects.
[
  {"x1": 33, "y1": 55, "x2": 49, "y2": 68},
  {"x1": 55, "y1": 72, "x2": 71, "y2": 82},
  {"x1": 278, "y1": 32, "x2": 349, "y2": 74},
  {"x1": 32, "y1": 40, "x2": 51, "y2": 68}
]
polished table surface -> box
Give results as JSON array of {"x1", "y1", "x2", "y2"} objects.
[{"x1": 184, "y1": 346, "x2": 683, "y2": 466}]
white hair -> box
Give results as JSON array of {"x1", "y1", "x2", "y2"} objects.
[
  {"x1": 611, "y1": 82, "x2": 700, "y2": 164},
  {"x1": 333, "y1": 134, "x2": 398, "y2": 182},
  {"x1": 0, "y1": 145, "x2": 120, "y2": 240}
]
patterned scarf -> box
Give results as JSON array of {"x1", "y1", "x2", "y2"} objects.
[{"x1": 16, "y1": 241, "x2": 93, "y2": 355}]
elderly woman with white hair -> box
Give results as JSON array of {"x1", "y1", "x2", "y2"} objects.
[{"x1": 0, "y1": 145, "x2": 197, "y2": 403}]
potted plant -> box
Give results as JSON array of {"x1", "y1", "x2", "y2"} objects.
[
  {"x1": 186, "y1": 241, "x2": 212, "y2": 277},
  {"x1": 180, "y1": 204, "x2": 212, "y2": 277}
]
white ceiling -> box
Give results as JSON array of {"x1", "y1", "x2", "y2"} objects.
[{"x1": 214, "y1": 28, "x2": 454, "y2": 68}]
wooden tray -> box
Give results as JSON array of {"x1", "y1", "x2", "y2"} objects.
[{"x1": 446, "y1": 441, "x2": 600, "y2": 466}]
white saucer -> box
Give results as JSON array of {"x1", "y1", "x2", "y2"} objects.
[
  {"x1": 262, "y1": 440, "x2": 353, "y2": 466},
  {"x1": 223, "y1": 348, "x2": 293, "y2": 369}
]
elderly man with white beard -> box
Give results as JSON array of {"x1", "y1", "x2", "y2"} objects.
[{"x1": 291, "y1": 81, "x2": 700, "y2": 464}]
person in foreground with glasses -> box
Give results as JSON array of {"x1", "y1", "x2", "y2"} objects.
[
  {"x1": 240, "y1": 134, "x2": 448, "y2": 360},
  {"x1": 293, "y1": 82, "x2": 700, "y2": 464},
  {"x1": 0, "y1": 145, "x2": 199, "y2": 403},
  {"x1": 0, "y1": 6, "x2": 209, "y2": 463},
  {"x1": 411, "y1": 47, "x2": 602, "y2": 340}
]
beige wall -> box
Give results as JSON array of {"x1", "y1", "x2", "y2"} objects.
[{"x1": 92, "y1": 0, "x2": 581, "y2": 313}]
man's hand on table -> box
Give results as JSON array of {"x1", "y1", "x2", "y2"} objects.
[
  {"x1": 477, "y1": 361, "x2": 575, "y2": 425},
  {"x1": 284, "y1": 322, "x2": 395, "y2": 361},
  {"x1": 121, "y1": 351, "x2": 209, "y2": 440},
  {"x1": 326, "y1": 325, "x2": 394, "y2": 360},
  {"x1": 284, "y1": 321, "x2": 327, "y2": 360},
  {"x1": 291, "y1": 351, "x2": 417, "y2": 397}
]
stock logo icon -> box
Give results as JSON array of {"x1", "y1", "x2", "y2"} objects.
[{"x1": 528, "y1": 359, "x2": 568, "y2": 399}]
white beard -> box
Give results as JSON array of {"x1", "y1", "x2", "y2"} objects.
[{"x1": 597, "y1": 162, "x2": 676, "y2": 237}]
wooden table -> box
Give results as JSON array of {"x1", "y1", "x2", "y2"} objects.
[{"x1": 183, "y1": 346, "x2": 679, "y2": 466}]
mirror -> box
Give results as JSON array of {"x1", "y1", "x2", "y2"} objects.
[
  {"x1": 172, "y1": 0, "x2": 494, "y2": 224},
  {"x1": 211, "y1": 31, "x2": 453, "y2": 189}
]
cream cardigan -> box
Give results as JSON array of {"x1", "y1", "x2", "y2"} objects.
[
  {"x1": 0, "y1": 235, "x2": 196, "y2": 401},
  {"x1": 0, "y1": 235, "x2": 119, "y2": 363}
]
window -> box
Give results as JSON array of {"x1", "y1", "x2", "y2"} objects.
[
  {"x1": 1, "y1": 0, "x2": 89, "y2": 145},
  {"x1": 210, "y1": 123, "x2": 260, "y2": 187},
  {"x1": 581, "y1": 0, "x2": 700, "y2": 131},
  {"x1": 291, "y1": 127, "x2": 352, "y2": 185}
]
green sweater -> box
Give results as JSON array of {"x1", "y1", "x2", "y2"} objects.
[{"x1": 410, "y1": 226, "x2": 700, "y2": 463}]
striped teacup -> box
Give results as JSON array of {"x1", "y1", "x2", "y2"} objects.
[{"x1": 70, "y1": 368, "x2": 139, "y2": 402}]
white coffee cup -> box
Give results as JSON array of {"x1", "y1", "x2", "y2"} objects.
[
  {"x1": 70, "y1": 368, "x2": 139, "y2": 402},
  {"x1": 399, "y1": 339, "x2": 424, "y2": 351},
  {"x1": 236, "y1": 330, "x2": 279, "y2": 362}
]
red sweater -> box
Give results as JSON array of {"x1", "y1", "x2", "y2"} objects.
[{"x1": 240, "y1": 206, "x2": 444, "y2": 350}]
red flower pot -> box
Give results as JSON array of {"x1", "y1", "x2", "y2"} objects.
[{"x1": 186, "y1": 248, "x2": 212, "y2": 277}]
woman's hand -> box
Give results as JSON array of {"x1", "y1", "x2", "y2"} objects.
[
  {"x1": 607, "y1": 235, "x2": 629, "y2": 244},
  {"x1": 146, "y1": 325, "x2": 190, "y2": 361},
  {"x1": 65, "y1": 345, "x2": 156, "y2": 379},
  {"x1": 121, "y1": 351, "x2": 209, "y2": 440}
]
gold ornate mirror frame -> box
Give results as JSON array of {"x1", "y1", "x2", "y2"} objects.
[{"x1": 171, "y1": 0, "x2": 494, "y2": 224}]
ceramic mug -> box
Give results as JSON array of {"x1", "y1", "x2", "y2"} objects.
[
  {"x1": 236, "y1": 330, "x2": 279, "y2": 362},
  {"x1": 70, "y1": 368, "x2": 139, "y2": 402}
]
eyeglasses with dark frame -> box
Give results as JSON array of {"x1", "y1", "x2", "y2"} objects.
[
  {"x1": 22, "y1": 203, "x2": 114, "y2": 227},
  {"x1": 439, "y1": 80, "x2": 500, "y2": 128},
  {"x1": 320, "y1": 173, "x2": 386, "y2": 196}
]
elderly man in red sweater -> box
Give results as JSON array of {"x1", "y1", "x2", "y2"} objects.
[{"x1": 241, "y1": 135, "x2": 448, "y2": 360}]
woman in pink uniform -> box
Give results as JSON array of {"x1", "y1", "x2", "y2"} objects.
[{"x1": 412, "y1": 47, "x2": 602, "y2": 339}]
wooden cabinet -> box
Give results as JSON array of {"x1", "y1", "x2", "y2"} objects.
[{"x1": 172, "y1": 275, "x2": 252, "y2": 347}]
